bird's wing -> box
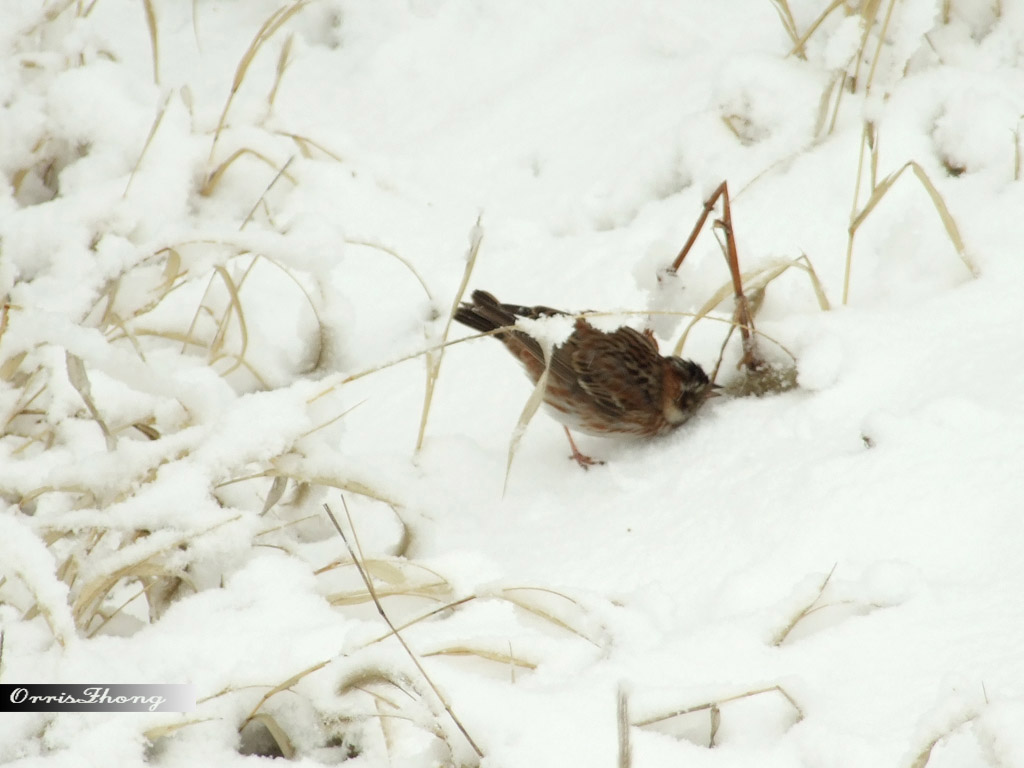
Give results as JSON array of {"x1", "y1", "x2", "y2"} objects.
[{"x1": 568, "y1": 325, "x2": 662, "y2": 417}]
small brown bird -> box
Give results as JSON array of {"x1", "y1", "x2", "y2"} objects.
[{"x1": 454, "y1": 290, "x2": 714, "y2": 467}]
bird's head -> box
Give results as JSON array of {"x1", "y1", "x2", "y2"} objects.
[{"x1": 662, "y1": 357, "x2": 714, "y2": 426}]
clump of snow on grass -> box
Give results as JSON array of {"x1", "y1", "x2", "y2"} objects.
[
  {"x1": 0, "y1": 514, "x2": 76, "y2": 646},
  {"x1": 821, "y1": 15, "x2": 866, "y2": 71}
]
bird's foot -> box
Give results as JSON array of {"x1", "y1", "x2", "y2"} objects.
[{"x1": 563, "y1": 427, "x2": 604, "y2": 470}]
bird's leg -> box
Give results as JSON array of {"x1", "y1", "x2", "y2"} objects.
[{"x1": 563, "y1": 426, "x2": 603, "y2": 469}]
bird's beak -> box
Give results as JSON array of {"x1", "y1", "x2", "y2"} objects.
[{"x1": 706, "y1": 382, "x2": 724, "y2": 399}]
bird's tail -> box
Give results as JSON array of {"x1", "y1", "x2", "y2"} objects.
[
  {"x1": 453, "y1": 290, "x2": 518, "y2": 335},
  {"x1": 454, "y1": 290, "x2": 565, "y2": 336}
]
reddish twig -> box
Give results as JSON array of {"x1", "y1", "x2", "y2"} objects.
[{"x1": 667, "y1": 181, "x2": 763, "y2": 371}]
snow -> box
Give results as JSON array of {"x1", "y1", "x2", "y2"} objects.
[{"x1": 2, "y1": 0, "x2": 1024, "y2": 766}]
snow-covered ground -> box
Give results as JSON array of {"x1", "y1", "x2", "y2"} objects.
[{"x1": 2, "y1": 0, "x2": 1024, "y2": 765}]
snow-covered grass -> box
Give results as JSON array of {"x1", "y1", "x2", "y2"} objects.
[{"x1": 2, "y1": 0, "x2": 1024, "y2": 766}]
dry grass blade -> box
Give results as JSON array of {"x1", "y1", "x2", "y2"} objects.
[
  {"x1": 264, "y1": 470, "x2": 400, "y2": 508},
  {"x1": 0, "y1": 302, "x2": 12, "y2": 347},
  {"x1": 733, "y1": 257, "x2": 830, "y2": 311},
  {"x1": 768, "y1": 0, "x2": 801, "y2": 56},
  {"x1": 86, "y1": 581, "x2": 152, "y2": 638},
  {"x1": 345, "y1": 239, "x2": 434, "y2": 303},
  {"x1": 243, "y1": 713, "x2": 296, "y2": 759},
  {"x1": 906, "y1": 163, "x2": 971, "y2": 267},
  {"x1": 260, "y1": 475, "x2": 288, "y2": 515},
  {"x1": 635, "y1": 684, "x2": 803, "y2": 729},
  {"x1": 277, "y1": 131, "x2": 344, "y2": 162},
  {"x1": 142, "y1": 324, "x2": 206, "y2": 353},
  {"x1": 421, "y1": 647, "x2": 537, "y2": 671},
  {"x1": 333, "y1": 671, "x2": 460, "y2": 763},
  {"x1": 226, "y1": 250, "x2": 325, "y2": 372},
  {"x1": 504, "y1": 356, "x2": 550, "y2": 495},
  {"x1": 71, "y1": 516, "x2": 239, "y2": 629},
  {"x1": 362, "y1": 559, "x2": 409, "y2": 582},
  {"x1": 202, "y1": 148, "x2": 297, "y2": 197},
  {"x1": 849, "y1": 0, "x2": 883, "y2": 95},
  {"x1": 38, "y1": 0, "x2": 75, "y2": 24},
  {"x1": 141, "y1": 0, "x2": 159, "y2": 84},
  {"x1": 208, "y1": 0, "x2": 311, "y2": 163},
  {"x1": 240, "y1": 659, "x2": 332, "y2": 727},
  {"x1": 124, "y1": 91, "x2": 171, "y2": 196},
  {"x1": 795, "y1": 253, "x2": 831, "y2": 310},
  {"x1": 139, "y1": 573, "x2": 195, "y2": 625},
  {"x1": 298, "y1": 398, "x2": 366, "y2": 440},
  {"x1": 826, "y1": 71, "x2": 851, "y2": 136},
  {"x1": 337, "y1": 668, "x2": 416, "y2": 700},
  {"x1": 327, "y1": 580, "x2": 451, "y2": 606},
  {"x1": 254, "y1": 513, "x2": 321, "y2": 539},
  {"x1": 671, "y1": 280, "x2": 742, "y2": 358},
  {"x1": 1, "y1": 349, "x2": 26, "y2": 383},
  {"x1": 96, "y1": 278, "x2": 121, "y2": 328},
  {"x1": 785, "y1": 0, "x2": 846, "y2": 59},
  {"x1": 210, "y1": 265, "x2": 249, "y2": 364},
  {"x1": 1015, "y1": 120, "x2": 1022, "y2": 182},
  {"x1": 863, "y1": 0, "x2": 898, "y2": 96},
  {"x1": 8, "y1": 571, "x2": 71, "y2": 648},
  {"x1": 65, "y1": 351, "x2": 117, "y2": 451},
  {"x1": 842, "y1": 121, "x2": 873, "y2": 304},
  {"x1": 815, "y1": 73, "x2": 841, "y2": 138},
  {"x1": 319, "y1": 554, "x2": 449, "y2": 595},
  {"x1": 132, "y1": 422, "x2": 160, "y2": 440},
  {"x1": 498, "y1": 586, "x2": 599, "y2": 645},
  {"x1": 415, "y1": 214, "x2": 483, "y2": 452},
  {"x1": 826, "y1": 2, "x2": 882, "y2": 132},
  {"x1": 73, "y1": 558, "x2": 167, "y2": 629},
  {"x1": 91, "y1": 246, "x2": 185, "y2": 329},
  {"x1": 240, "y1": 156, "x2": 295, "y2": 230},
  {"x1": 670, "y1": 259, "x2": 815, "y2": 369},
  {"x1": 106, "y1": 322, "x2": 146, "y2": 364},
  {"x1": 19, "y1": 481, "x2": 96, "y2": 509},
  {"x1": 868, "y1": 120, "x2": 880, "y2": 190},
  {"x1": 307, "y1": 329, "x2": 498, "y2": 402},
  {"x1": 773, "y1": 564, "x2": 837, "y2": 645},
  {"x1": 324, "y1": 501, "x2": 484, "y2": 761},
  {"x1": 709, "y1": 704, "x2": 722, "y2": 747},
  {"x1": 267, "y1": 33, "x2": 293, "y2": 111},
  {"x1": 908, "y1": 710, "x2": 981, "y2": 768},
  {"x1": 208, "y1": 353, "x2": 268, "y2": 389},
  {"x1": 618, "y1": 685, "x2": 632, "y2": 768},
  {"x1": 191, "y1": 0, "x2": 200, "y2": 46},
  {"x1": 844, "y1": 159, "x2": 977, "y2": 303},
  {"x1": 362, "y1": 596, "x2": 479, "y2": 647},
  {"x1": 144, "y1": 718, "x2": 214, "y2": 742}
]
